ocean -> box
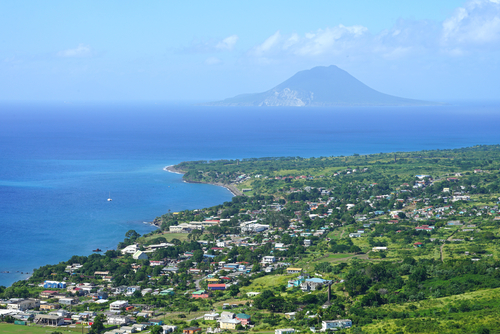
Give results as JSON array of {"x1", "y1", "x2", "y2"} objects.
[{"x1": 0, "y1": 101, "x2": 499, "y2": 287}]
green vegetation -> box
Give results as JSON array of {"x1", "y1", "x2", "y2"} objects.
[{"x1": 3, "y1": 145, "x2": 500, "y2": 333}]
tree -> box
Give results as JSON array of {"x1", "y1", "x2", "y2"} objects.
[
  {"x1": 125, "y1": 230, "x2": 141, "y2": 242},
  {"x1": 151, "y1": 325, "x2": 163, "y2": 334},
  {"x1": 350, "y1": 245, "x2": 362, "y2": 254},
  {"x1": 229, "y1": 284, "x2": 240, "y2": 297},
  {"x1": 89, "y1": 314, "x2": 105, "y2": 333}
]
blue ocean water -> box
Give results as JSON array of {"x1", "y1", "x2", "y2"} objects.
[{"x1": 0, "y1": 101, "x2": 499, "y2": 287}]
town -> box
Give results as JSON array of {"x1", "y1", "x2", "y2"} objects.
[{"x1": 2, "y1": 145, "x2": 500, "y2": 333}]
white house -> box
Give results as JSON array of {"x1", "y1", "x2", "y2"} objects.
[
  {"x1": 275, "y1": 329, "x2": 295, "y2": 334},
  {"x1": 321, "y1": 320, "x2": 352, "y2": 331},
  {"x1": 121, "y1": 244, "x2": 138, "y2": 255},
  {"x1": 204, "y1": 313, "x2": 219, "y2": 321},
  {"x1": 107, "y1": 314, "x2": 131, "y2": 325},
  {"x1": 109, "y1": 300, "x2": 128, "y2": 311},
  {"x1": 262, "y1": 256, "x2": 276, "y2": 264}
]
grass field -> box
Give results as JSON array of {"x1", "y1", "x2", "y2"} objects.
[
  {"x1": 360, "y1": 287, "x2": 500, "y2": 333},
  {"x1": 0, "y1": 323, "x2": 91, "y2": 334},
  {"x1": 140, "y1": 232, "x2": 191, "y2": 243}
]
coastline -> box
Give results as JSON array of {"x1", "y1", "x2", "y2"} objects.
[{"x1": 164, "y1": 165, "x2": 243, "y2": 196}]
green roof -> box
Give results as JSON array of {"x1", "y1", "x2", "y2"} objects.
[{"x1": 236, "y1": 313, "x2": 251, "y2": 319}]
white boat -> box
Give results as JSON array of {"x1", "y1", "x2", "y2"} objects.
[{"x1": 107, "y1": 192, "x2": 112, "y2": 201}]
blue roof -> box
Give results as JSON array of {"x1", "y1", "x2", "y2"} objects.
[{"x1": 306, "y1": 278, "x2": 328, "y2": 283}]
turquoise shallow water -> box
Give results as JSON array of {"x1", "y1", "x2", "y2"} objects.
[{"x1": 0, "y1": 101, "x2": 499, "y2": 287}]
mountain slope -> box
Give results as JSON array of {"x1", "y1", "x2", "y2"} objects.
[{"x1": 203, "y1": 65, "x2": 436, "y2": 106}]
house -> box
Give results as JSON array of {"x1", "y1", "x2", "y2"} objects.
[
  {"x1": 265, "y1": 267, "x2": 274, "y2": 273},
  {"x1": 150, "y1": 319, "x2": 164, "y2": 326},
  {"x1": 7, "y1": 299, "x2": 39, "y2": 311},
  {"x1": 183, "y1": 327, "x2": 202, "y2": 334},
  {"x1": 220, "y1": 319, "x2": 241, "y2": 330},
  {"x1": 220, "y1": 311, "x2": 235, "y2": 319},
  {"x1": 286, "y1": 268, "x2": 302, "y2": 274},
  {"x1": 132, "y1": 251, "x2": 148, "y2": 260},
  {"x1": 207, "y1": 284, "x2": 226, "y2": 290},
  {"x1": 262, "y1": 256, "x2": 276, "y2": 264},
  {"x1": 107, "y1": 314, "x2": 131, "y2": 325},
  {"x1": 414, "y1": 242, "x2": 423, "y2": 248},
  {"x1": 304, "y1": 239, "x2": 311, "y2": 247},
  {"x1": 204, "y1": 313, "x2": 219, "y2": 321},
  {"x1": 235, "y1": 313, "x2": 251, "y2": 325},
  {"x1": 59, "y1": 298, "x2": 77, "y2": 306},
  {"x1": 132, "y1": 324, "x2": 148, "y2": 331},
  {"x1": 110, "y1": 300, "x2": 129, "y2": 311},
  {"x1": 321, "y1": 320, "x2": 352, "y2": 331},
  {"x1": 349, "y1": 233, "x2": 361, "y2": 238},
  {"x1": 40, "y1": 303, "x2": 60, "y2": 310},
  {"x1": 284, "y1": 312, "x2": 296, "y2": 320},
  {"x1": 162, "y1": 325, "x2": 178, "y2": 333},
  {"x1": 275, "y1": 329, "x2": 295, "y2": 334},
  {"x1": 34, "y1": 314, "x2": 65, "y2": 326},
  {"x1": 121, "y1": 244, "x2": 139, "y2": 254},
  {"x1": 40, "y1": 290, "x2": 58, "y2": 298},
  {"x1": 372, "y1": 247, "x2": 387, "y2": 252},
  {"x1": 287, "y1": 276, "x2": 306, "y2": 288},
  {"x1": 119, "y1": 326, "x2": 136, "y2": 333},
  {"x1": 192, "y1": 290, "x2": 210, "y2": 299},
  {"x1": 160, "y1": 288, "x2": 174, "y2": 296},
  {"x1": 43, "y1": 281, "x2": 67, "y2": 289},
  {"x1": 301, "y1": 278, "x2": 332, "y2": 291}
]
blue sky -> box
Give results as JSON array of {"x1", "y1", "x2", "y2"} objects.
[{"x1": 1, "y1": 0, "x2": 499, "y2": 102}]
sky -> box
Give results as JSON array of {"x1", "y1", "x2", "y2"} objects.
[{"x1": 1, "y1": 0, "x2": 499, "y2": 102}]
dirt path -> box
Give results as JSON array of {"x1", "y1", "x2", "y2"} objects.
[{"x1": 440, "y1": 230, "x2": 457, "y2": 262}]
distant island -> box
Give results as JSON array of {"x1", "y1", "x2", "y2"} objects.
[{"x1": 202, "y1": 65, "x2": 438, "y2": 107}]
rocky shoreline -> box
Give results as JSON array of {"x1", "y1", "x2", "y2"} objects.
[{"x1": 164, "y1": 165, "x2": 243, "y2": 196}]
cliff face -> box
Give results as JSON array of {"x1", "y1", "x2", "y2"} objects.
[{"x1": 202, "y1": 65, "x2": 437, "y2": 107}]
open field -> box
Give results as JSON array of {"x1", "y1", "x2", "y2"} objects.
[{"x1": 0, "y1": 323, "x2": 91, "y2": 334}]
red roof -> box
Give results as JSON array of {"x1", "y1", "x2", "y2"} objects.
[
  {"x1": 220, "y1": 277, "x2": 231, "y2": 280},
  {"x1": 211, "y1": 247, "x2": 224, "y2": 250},
  {"x1": 414, "y1": 242, "x2": 423, "y2": 245}
]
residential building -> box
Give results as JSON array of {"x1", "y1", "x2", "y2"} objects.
[
  {"x1": 286, "y1": 268, "x2": 302, "y2": 274},
  {"x1": 132, "y1": 251, "x2": 148, "y2": 260},
  {"x1": 204, "y1": 313, "x2": 219, "y2": 321},
  {"x1": 220, "y1": 319, "x2": 241, "y2": 330},
  {"x1": 162, "y1": 325, "x2": 178, "y2": 333},
  {"x1": 220, "y1": 311, "x2": 235, "y2": 319},
  {"x1": 321, "y1": 320, "x2": 352, "y2": 331},
  {"x1": 107, "y1": 314, "x2": 131, "y2": 325},
  {"x1": 183, "y1": 327, "x2": 202, "y2": 334},
  {"x1": 207, "y1": 284, "x2": 226, "y2": 290},
  {"x1": 110, "y1": 300, "x2": 129, "y2": 311},
  {"x1": 275, "y1": 329, "x2": 295, "y2": 334},
  {"x1": 262, "y1": 256, "x2": 276, "y2": 264},
  {"x1": 235, "y1": 313, "x2": 251, "y2": 325}
]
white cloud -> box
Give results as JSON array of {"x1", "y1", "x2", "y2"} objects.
[
  {"x1": 442, "y1": 0, "x2": 500, "y2": 49},
  {"x1": 216, "y1": 35, "x2": 239, "y2": 50},
  {"x1": 183, "y1": 35, "x2": 239, "y2": 54},
  {"x1": 245, "y1": 0, "x2": 500, "y2": 63},
  {"x1": 57, "y1": 44, "x2": 93, "y2": 57},
  {"x1": 205, "y1": 57, "x2": 222, "y2": 65},
  {"x1": 252, "y1": 31, "x2": 281, "y2": 56}
]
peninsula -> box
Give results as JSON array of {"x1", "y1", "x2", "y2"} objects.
[{"x1": 202, "y1": 65, "x2": 437, "y2": 107}]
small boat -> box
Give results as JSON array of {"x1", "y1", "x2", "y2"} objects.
[
  {"x1": 107, "y1": 192, "x2": 112, "y2": 201},
  {"x1": 93, "y1": 248, "x2": 102, "y2": 252}
]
